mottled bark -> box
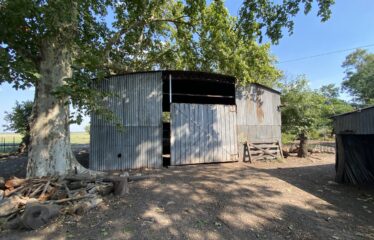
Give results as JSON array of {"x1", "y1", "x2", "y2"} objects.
[
  {"x1": 297, "y1": 132, "x2": 309, "y2": 158},
  {"x1": 27, "y1": 42, "x2": 84, "y2": 177}
]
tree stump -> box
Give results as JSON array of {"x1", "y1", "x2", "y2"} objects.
[
  {"x1": 298, "y1": 133, "x2": 309, "y2": 158},
  {"x1": 113, "y1": 178, "x2": 129, "y2": 196},
  {"x1": 20, "y1": 203, "x2": 60, "y2": 230}
]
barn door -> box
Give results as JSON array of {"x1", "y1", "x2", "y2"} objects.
[{"x1": 170, "y1": 103, "x2": 238, "y2": 165}]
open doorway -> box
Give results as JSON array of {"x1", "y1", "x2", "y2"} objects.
[{"x1": 161, "y1": 71, "x2": 236, "y2": 167}]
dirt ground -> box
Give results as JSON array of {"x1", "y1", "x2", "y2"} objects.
[{"x1": 1, "y1": 153, "x2": 374, "y2": 240}]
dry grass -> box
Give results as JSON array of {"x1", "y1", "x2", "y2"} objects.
[
  {"x1": 70, "y1": 132, "x2": 90, "y2": 144},
  {"x1": 0, "y1": 133, "x2": 22, "y2": 143},
  {"x1": 0, "y1": 132, "x2": 89, "y2": 144}
]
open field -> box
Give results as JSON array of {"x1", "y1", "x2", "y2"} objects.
[
  {"x1": 70, "y1": 132, "x2": 90, "y2": 144},
  {"x1": 0, "y1": 133, "x2": 22, "y2": 144},
  {"x1": 0, "y1": 132, "x2": 89, "y2": 145},
  {"x1": 0, "y1": 132, "x2": 89, "y2": 153},
  {"x1": 0, "y1": 152, "x2": 373, "y2": 239}
]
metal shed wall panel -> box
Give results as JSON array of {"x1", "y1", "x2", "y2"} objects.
[
  {"x1": 90, "y1": 72, "x2": 163, "y2": 170},
  {"x1": 333, "y1": 107, "x2": 374, "y2": 135},
  {"x1": 236, "y1": 84, "x2": 281, "y2": 160},
  {"x1": 236, "y1": 85, "x2": 281, "y2": 126},
  {"x1": 237, "y1": 125, "x2": 281, "y2": 143},
  {"x1": 170, "y1": 103, "x2": 238, "y2": 165}
]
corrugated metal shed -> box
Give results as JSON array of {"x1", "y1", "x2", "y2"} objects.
[
  {"x1": 236, "y1": 84, "x2": 281, "y2": 142},
  {"x1": 332, "y1": 106, "x2": 374, "y2": 135},
  {"x1": 90, "y1": 71, "x2": 282, "y2": 170},
  {"x1": 90, "y1": 72, "x2": 163, "y2": 170},
  {"x1": 170, "y1": 103, "x2": 238, "y2": 165},
  {"x1": 332, "y1": 106, "x2": 374, "y2": 184},
  {"x1": 236, "y1": 84, "x2": 281, "y2": 161}
]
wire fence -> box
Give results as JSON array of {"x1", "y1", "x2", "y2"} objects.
[{"x1": 0, "y1": 137, "x2": 19, "y2": 153}]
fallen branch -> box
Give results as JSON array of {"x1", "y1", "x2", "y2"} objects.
[
  {"x1": 5, "y1": 185, "x2": 27, "y2": 197},
  {"x1": 47, "y1": 194, "x2": 95, "y2": 204},
  {"x1": 29, "y1": 184, "x2": 44, "y2": 198},
  {"x1": 39, "y1": 180, "x2": 51, "y2": 201}
]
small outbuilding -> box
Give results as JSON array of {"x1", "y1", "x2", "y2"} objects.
[
  {"x1": 90, "y1": 71, "x2": 282, "y2": 171},
  {"x1": 332, "y1": 106, "x2": 374, "y2": 184}
]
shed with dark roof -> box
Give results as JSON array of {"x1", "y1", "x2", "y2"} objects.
[{"x1": 89, "y1": 71, "x2": 282, "y2": 170}]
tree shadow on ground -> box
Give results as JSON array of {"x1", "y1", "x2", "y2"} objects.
[
  {"x1": 2, "y1": 162, "x2": 374, "y2": 240},
  {"x1": 257, "y1": 163, "x2": 374, "y2": 215}
]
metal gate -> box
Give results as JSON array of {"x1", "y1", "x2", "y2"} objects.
[{"x1": 170, "y1": 103, "x2": 238, "y2": 165}]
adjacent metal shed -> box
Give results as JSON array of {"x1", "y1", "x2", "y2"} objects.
[
  {"x1": 332, "y1": 106, "x2": 374, "y2": 184},
  {"x1": 90, "y1": 71, "x2": 282, "y2": 171}
]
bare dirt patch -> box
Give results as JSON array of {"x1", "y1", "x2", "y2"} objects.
[{"x1": 1, "y1": 153, "x2": 374, "y2": 239}]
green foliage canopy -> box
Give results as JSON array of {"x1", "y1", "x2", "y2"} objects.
[
  {"x1": 166, "y1": 0, "x2": 282, "y2": 86},
  {"x1": 281, "y1": 76, "x2": 353, "y2": 140},
  {"x1": 239, "y1": 0, "x2": 334, "y2": 43},
  {"x1": 342, "y1": 49, "x2": 374, "y2": 105},
  {"x1": 0, "y1": 0, "x2": 335, "y2": 122}
]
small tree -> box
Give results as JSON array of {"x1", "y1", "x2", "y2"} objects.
[
  {"x1": 282, "y1": 77, "x2": 353, "y2": 157},
  {"x1": 281, "y1": 76, "x2": 326, "y2": 157},
  {"x1": 3, "y1": 101, "x2": 33, "y2": 153}
]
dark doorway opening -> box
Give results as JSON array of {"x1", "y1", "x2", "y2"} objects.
[{"x1": 336, "y1": 134, "x2": 374, "y2": 184}]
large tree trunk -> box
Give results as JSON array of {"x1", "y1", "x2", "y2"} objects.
[
  {"x1": 27, "y1": 42, "x2": 84, "y2": 177},
  {"x1": 297, "y1": 132, "x2": 309, "y2": 158}
]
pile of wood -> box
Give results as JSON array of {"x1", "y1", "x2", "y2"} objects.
[
  {"x1": 282, "y1": 143, "x2": 335, "y2": 157},
  {"x1": 0, "y1": 173, "x2": 153, "y2": 231}
]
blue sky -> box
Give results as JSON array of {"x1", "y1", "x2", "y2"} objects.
[{"x1": 1, "y1": 0, "x2": 374, "y2": 132}]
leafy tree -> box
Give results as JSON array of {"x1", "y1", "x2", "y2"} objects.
[
  {"x1": 281, "y1": 76, "x2": 325, "y2": 157},
  {"x1": 282, "y1": 78, "x2": 353, "y2": 157},
  {"x1": 320, "y1": 84, "x2": 339, "y2": 99},
  {"x1": 239, "y1": 0, "x2": 334, "y2": 44},
  {"x1": 342, "y1": 49, "x2": 374, "y2": 105},
  {"x1": 0, "y1": 0, "x2": 334, "y2": 177},
  {"x1": 318, "y1": 84, "x2": 353, "y2": 137},
  {"x1": 168, "y1": 0, "x2": 282, "y2": 87},
  {"x1": 3, "y1": 101, "x2": 33, "y2": 152}
]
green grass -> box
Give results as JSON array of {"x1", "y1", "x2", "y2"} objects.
[{"x1": 0, "y1": 132, "x2": 90, "y2": 145}]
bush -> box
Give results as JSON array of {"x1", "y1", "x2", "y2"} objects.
[
  {"x1": 282, "y1": 132, "x2": 295, "y2": 145},
  {"x1": 3, "y1": 101, "x2": 33, "y2": 152}
]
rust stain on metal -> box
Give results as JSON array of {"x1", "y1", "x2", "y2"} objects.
[
  {"x1": 256, "y1": 102, "x2": 264, "y2": 123},
  {"x1": 256, "y1": 94, "x2": 264, "y2": 123}
]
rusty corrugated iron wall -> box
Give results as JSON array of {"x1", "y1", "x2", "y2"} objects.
[
  {"x1": 90, "y1": 72, "x2": 163, "y2": 170},
  {"x1": 170, "y1": 103, "x2": 238, "y2": 165},
  {"x1": 236, "y1": 84, "x2": 281, "y2": 161}
]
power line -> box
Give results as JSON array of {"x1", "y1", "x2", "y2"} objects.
[{"x1": 278, "y1": 43, "x2": 374, "y2": 64}]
